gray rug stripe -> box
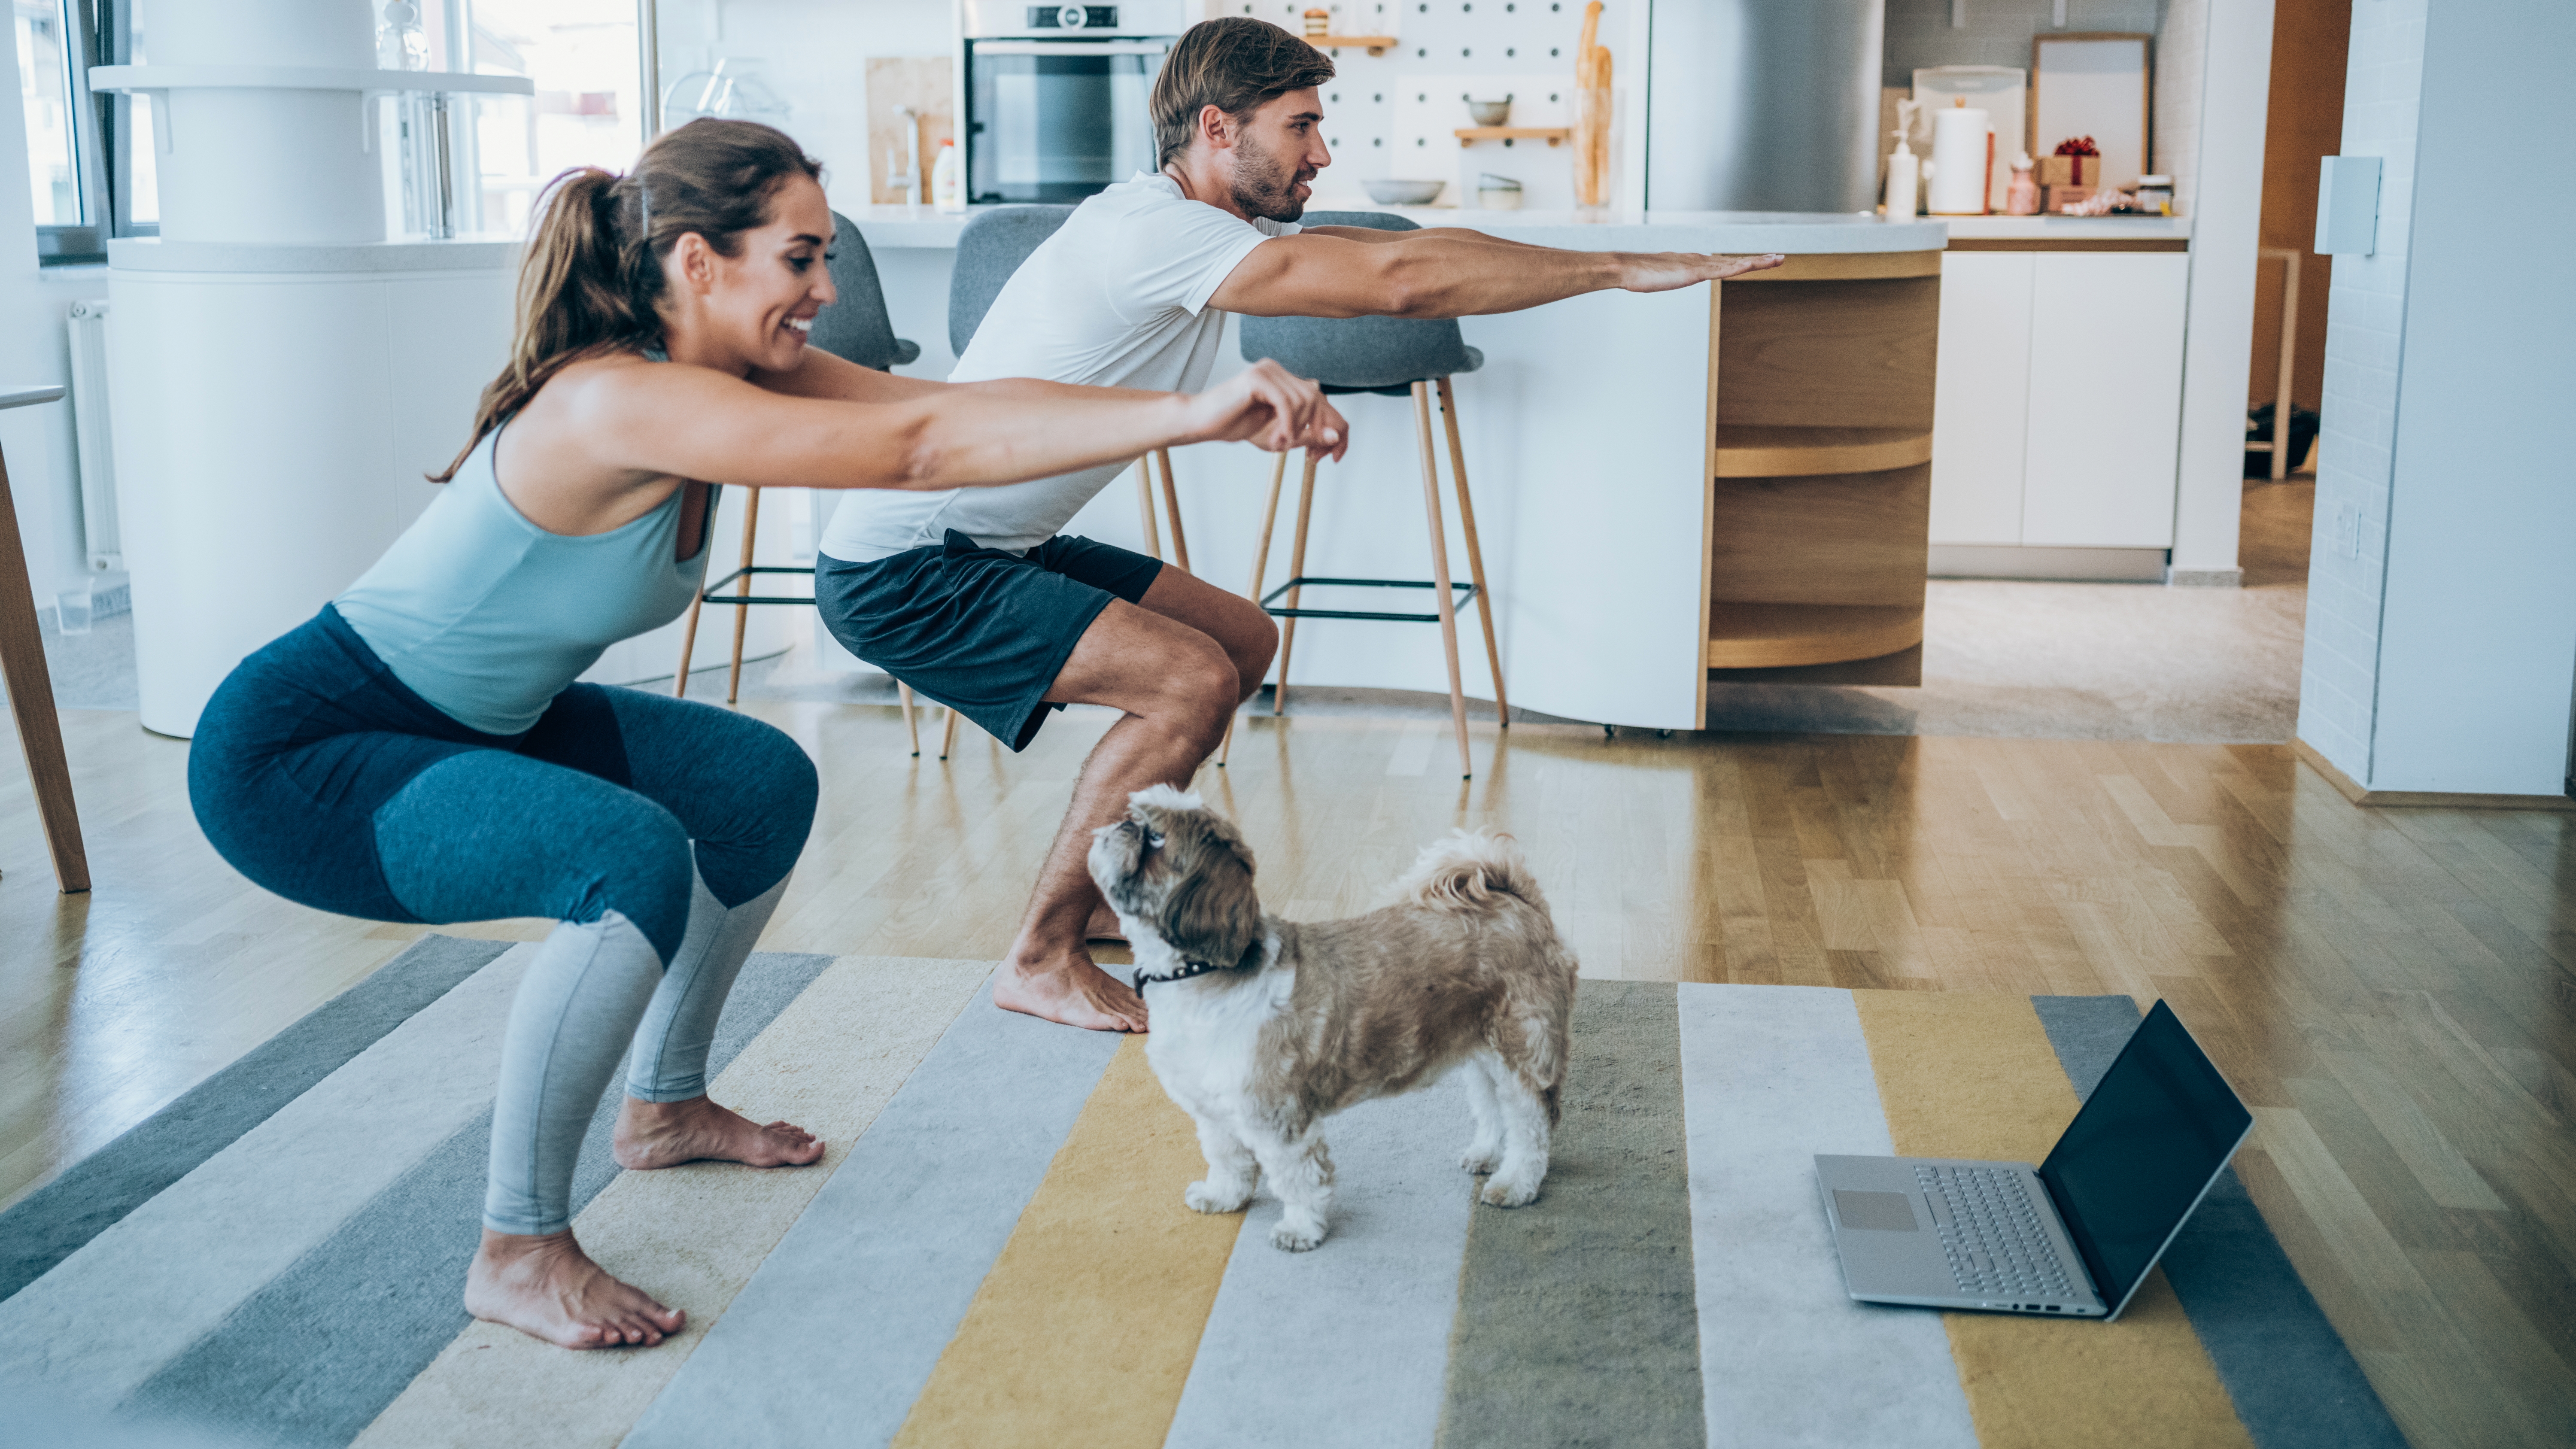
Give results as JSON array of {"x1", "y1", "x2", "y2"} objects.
[
  {"x1": 624, "y1": 981, "x2": 1121, "y2": 1449},
  {"x1": 118, "y1": 950, "x2": 838, "y2": 1449},
  {"x1": 0, "y1": 936, "x2": 513, "y2": 1303},
  {"x1": 1436, "y1": 979, "x2": 1705, "y2": 1449},
  {"x1": 2029, "y1": 995, "x2": 2408, "y2": 1449}
]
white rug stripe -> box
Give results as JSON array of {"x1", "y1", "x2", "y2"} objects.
[
  {"x1": 1677, "y1": 984, "x2": 1979, "y2": 1449},
  {"x1": 1163, "y1": 1077, "x2": 1479, "y2": 1449},
  {"x1": 0, "y1": 945, "x2": 537, "y2": 1415},
  {"x1": 623, "y1": 982, "x2": 1124, "y2": 1449},
  {"x1": 352, "y1": 955, "x2": 993, "y2": 1449}
]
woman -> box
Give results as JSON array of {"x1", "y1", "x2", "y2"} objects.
[{"x1": 187, "y1": 119, "x2": 1345, "y2": 1351}]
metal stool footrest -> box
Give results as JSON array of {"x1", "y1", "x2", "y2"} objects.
[
  {"x1": 1258, "y1": 574, "x2": 1476, "y2": 624},
  {"x1": 698, "y1": 563, "x2": 817, "y2": 607}
]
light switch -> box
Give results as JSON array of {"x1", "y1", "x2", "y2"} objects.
[{"x1": 2316, "y1": 156, "x2": 2382, "y2": 255}]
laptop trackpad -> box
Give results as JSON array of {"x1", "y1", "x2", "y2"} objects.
[{"x1": 1833, "y1": 1189, "x2": 1920, "y2": 1232}]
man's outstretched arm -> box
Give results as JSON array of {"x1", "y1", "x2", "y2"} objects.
[{"x1": 1207, "y1": 229, "x2": 1785, "y2": 320}]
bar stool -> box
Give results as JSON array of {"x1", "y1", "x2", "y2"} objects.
[
  {"x1": 911, "y1": 206, "x2": 1196, "y2": 760},
  {"x1": 1224, "y1": 211, "x2": 1507, "y2": 781},
  {"x1": 673, "y1": 212, "x2": 919, "y2": 717}
]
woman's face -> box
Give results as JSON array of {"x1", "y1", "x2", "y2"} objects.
[{"x1": 668, "y1": 172, "x2": 838, "y2": 374}]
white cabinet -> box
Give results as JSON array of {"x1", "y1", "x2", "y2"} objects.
[
  {"x1": 1929, "y1": 249, "x2": 2190, "y2": 556},
  {"x1": 1930, "y1": 252, "x2": 2035, "y2": 545}
]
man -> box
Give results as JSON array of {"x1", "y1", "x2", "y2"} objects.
[{"x1": 812, "y1": 17, "x2": 1784, "y2": 1033}]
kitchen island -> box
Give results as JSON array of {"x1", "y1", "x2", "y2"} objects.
[{"x1": 843, "y1": 207, "x2": 1946, "y2": 732}]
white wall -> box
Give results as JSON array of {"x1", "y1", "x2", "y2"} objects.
[
  {"x1": 2163, "y1": 0, "x2": 2269, "y2": 584},
  {"x1": 2327, "y1": 0, "x2": 2576, "y2": 796}
]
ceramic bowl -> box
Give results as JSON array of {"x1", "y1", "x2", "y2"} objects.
[
  {"x1": 1363, "y1": 178, "x2": 1446, "y2": 205},
  {"x1": 1467, "y1": 98, "x2": 1513, "y2": 126}
]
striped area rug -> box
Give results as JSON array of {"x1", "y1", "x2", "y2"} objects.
[{"x1": 0, "y1": 939, "x2": 2408, "y2": 1449}]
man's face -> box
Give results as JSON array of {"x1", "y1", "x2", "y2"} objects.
[{"x1": 1225, "y1": 86, "x2": 1331, "y2": 222}]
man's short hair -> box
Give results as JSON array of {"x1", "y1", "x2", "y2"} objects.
[{"x1": 1152, "y1": 18, "x2": 1337, "y2": 167}]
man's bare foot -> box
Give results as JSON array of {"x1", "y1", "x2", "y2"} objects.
[
  {"x1": 994, "y1": 951, "x2": 1148, "y2": 1033},
  {"x1": 465, "y1": 1229, "x2": 684, "y2": 1349},
  {"x1": 1084, "y1": 904, "x2": 1129, "y2": 944},
  {"x1": 611, "y1": 1095, "x2": 825, "y2": 1172}
]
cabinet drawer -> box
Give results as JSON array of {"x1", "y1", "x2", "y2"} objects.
[{"x1": 2021, "y1": 252, "x2": 2189, "y2": 549}]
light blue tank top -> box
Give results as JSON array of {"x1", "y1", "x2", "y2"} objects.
[{"x1": 336, "y1": 421, "x2": 712, "y2": 735}]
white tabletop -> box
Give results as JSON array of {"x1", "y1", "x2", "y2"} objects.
[{"x1": 0, "y1": 385, "x2": 66, "y2": 411}]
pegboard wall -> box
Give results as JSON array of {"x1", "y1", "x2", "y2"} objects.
[{"x1": 1215, "y1": 1, "x2": 1638, "y2": 210}]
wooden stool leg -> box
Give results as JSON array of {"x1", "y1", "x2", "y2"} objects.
[
  {"x1": 1219, "y1": 450, "x2": 1291, "y2": 767},
  {"x1": 1272, "y1": 452, "x2": 1321, "y2": 716},
  {"x1": 940, "y1": 707, "x2": 960, "y2": 761},
  {"x1": 672, "y1": 591, "x2": 705, "y2": 699},
  {"x1": 1436, "y1": 376, "x2": 1508, "y2": 727},
  {"x1": 0, "y1": 443, "x2": 88, "y2": 891},
  {"x1": 726, "y1": 487, "x2": 761, "y2": 704},
  {"x1": 1156, "y1": 448, "x2": 1191, "y2": 574},
  {"x1": 1133, "y1": 459, "x2": 1163, "y2": 561},
  {"x1": 1413, "y1": 382, "x2": 1472, "y2": 780},
  {"x1": 898, "y1": 681, "x2": 921, "y2": 757}
]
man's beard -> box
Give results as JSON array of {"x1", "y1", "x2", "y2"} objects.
[{"x1": 1227, "y1": 132, "x2": 1312, "y2": 222}]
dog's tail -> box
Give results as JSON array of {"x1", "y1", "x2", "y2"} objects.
[{"x1": 1392, "y1": 830, "x2": 1550, "y2": 914}]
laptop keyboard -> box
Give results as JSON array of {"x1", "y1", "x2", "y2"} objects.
[{"x1": 1915, "y1": 1165, "x2": 2077, "y2": 1299}]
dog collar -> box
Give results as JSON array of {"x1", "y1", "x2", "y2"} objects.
[{"x1": 1132, "y1": 942, "x2": 1266, "y2": 992}]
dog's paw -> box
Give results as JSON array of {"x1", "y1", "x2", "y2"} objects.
[
  {"x1": 1185, "y1": 1180, "x2": 1253, "y2": 1214},
  {"x1": 1269, "y1": 1213, "x2": 1328, "y2": 1252},
  {"x1": 1459, "y1": 1145, "x2": 1501, "y2": 1175},
  {"x1": 1479, "y1": 1175, "x2": 1542, "y2": 1209}
]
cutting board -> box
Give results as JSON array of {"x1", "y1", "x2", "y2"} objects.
[{"x1": 865, "y1": 56, "x2": 954, "y2": 205}]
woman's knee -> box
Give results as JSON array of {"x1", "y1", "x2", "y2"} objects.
[{"x1": 687, "y1": 716, "x2": 817, "y2": 904}]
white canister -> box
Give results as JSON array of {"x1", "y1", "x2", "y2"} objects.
[{"x1": 1924, "y1": 104, "x2": 1992, "y2": 216}]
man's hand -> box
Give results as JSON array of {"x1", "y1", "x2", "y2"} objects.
[
  {"x1": 1180, "y1": 359, "x2": 1350, "y2": 462},
  {"x1": 1614, "y1": 252, "x2": 1789, "y2": 293}
]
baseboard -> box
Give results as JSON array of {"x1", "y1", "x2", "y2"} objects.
[
  {"x1": 2292, "y1": 736, "x2": 2576, "y2": 811},
  {"x1": 1927, "y1": 545, "x2": 2169, "y2": 582},
  {"x1": 2165, "y1": 567, "x2": 2244, "y2": 589}
]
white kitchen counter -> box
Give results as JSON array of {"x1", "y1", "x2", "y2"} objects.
[
  {"x1": 1938, "y1": 215, "x2": 2192, "y2": 243},
  {"x1": 833, "y1": 208, "x2": 1944, "y2": 730},
  {"x1": 842, "y1": 203, "x2": 1948, "y2": 255}
]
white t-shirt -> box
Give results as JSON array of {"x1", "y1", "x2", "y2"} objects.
[{"x1": 818, "y1": 173, "x2": 1297, "y2": 562}]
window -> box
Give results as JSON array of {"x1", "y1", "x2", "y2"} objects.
[
  {"x1": 19, "y1": 0, "x2": 152, "y2": 264},
  {"x1": 388, "y1": 0, "x2": 643, "y2": 240}
]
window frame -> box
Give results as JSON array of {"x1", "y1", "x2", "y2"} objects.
[{"x1": 34, "y1": 0, "x2": 153, "y2": 265}]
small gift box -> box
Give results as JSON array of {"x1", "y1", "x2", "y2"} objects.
[{"x1": 2040, "y1": 138, "x2": 2101, "y2": 189}]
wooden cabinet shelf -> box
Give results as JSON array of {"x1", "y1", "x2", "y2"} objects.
[
  {"x1": 1706, "y1": 603, "x2": 1924, "y2": 670},
  {"x1": 1312, "y1": 34, "x2": 1399, "y2": 54},
  {"x1": 1453, "y1": 127, "x2": 1572, "y2": 146},
  {"x1": 1712, "y1": 425, "x2": 1931, "y2": 478}
]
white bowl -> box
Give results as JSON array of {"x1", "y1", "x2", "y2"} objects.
[{"x1": 1363, "y1": 179, "x2": 1445, "y2": 206}]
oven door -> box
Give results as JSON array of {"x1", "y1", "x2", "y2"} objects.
[{"x1": 966, "y1": 39, "x2": 1169, "y2": 204}]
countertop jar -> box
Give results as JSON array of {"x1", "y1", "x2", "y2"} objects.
[{"x1": 2132, "y1": 175, "x2": 2174, "y2": 216}]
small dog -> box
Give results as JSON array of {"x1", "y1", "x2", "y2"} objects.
[{"x1": 1087, "y1": 786, "x2": 1577, "y2": 1251}]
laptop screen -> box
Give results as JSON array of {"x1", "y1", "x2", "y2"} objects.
[{"x1": 2037, "y1": 1001, "x2": 2253, "y2": 1310}]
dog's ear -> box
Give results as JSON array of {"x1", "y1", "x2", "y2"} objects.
[{"x1": 1154, "y1": 812, "x2": 1262, "y2": 966}]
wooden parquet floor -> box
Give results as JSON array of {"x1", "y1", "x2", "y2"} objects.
[{"x1": 3, "y1": 699, "x2": 2571, "y2": 1448}]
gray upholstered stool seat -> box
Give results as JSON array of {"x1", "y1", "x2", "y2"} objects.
[
  {"x1": 1230, "y1": 212, "x2": 1506, "y2": 780},
  {"x1": 674, "y1": 212, "x2": 920, "y2": 714}
]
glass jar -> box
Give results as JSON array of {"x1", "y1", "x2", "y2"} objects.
[{"x1": 2132, "y1": 175, "x2": 2174, "y2": 216}]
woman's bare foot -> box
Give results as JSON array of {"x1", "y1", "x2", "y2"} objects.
[
  {"x1": 464, "y1": 1229, "x2": 684, "y2": 1349},
  {"x1": 994, "y1": 949, "x2": 1148, "y2": 1033},
  {"x1": 612, "y1": 1095, "x2": 825, "y2": 1172},
  {"x1": 1084, "y1": 904, "x2": 1130, "y2": 945}
]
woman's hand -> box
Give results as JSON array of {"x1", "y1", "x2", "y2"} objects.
[{"x1": 1180, "y1": 359, "x2": 1350, "y2": 463}]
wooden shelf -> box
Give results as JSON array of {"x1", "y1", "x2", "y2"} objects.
[
  {"x1": 1312, "y1": 34, "x2": 1399, "y2": 55},
  {"x1": 1712, "y1": 425, "x2": 1932, "y2": 478},
  {"x1": 1454, "y1": 127, "x2": 1572, "y2": 146},
  {"x1": 1706, "y1": 603, "x2": 1923, "y2": 670}
]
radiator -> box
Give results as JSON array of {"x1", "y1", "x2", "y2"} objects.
[{"x1": 65, "y1": 299, "x2": 121, "y2": 572}]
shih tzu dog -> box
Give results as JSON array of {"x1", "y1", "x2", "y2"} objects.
[{"x1": 1087, "y1": 786, "x2": 1577, "y2": 1252}]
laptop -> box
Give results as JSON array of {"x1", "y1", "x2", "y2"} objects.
[{"x1": 1816, "y1": 1000, "x2": 2253, "y2": 1320}]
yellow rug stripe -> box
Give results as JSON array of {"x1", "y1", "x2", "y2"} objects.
[
  {"x1": 892, "y1": 1036, "x2": 1242, "y2": 1449},
  {"x1": 352, "y1": 956, "x2": 995, "y2": 1449},
  {"x1": 1850, "y1": 991, "x2": 2255, "y2": 1449}
]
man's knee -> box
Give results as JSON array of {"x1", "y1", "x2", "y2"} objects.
[{"x1": 1160, "y1": 636, "x2": 1242, "y2": 736}]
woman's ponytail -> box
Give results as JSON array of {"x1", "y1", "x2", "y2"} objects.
[{"x1": 431, "y1": 119, "x2": 823, "y2": 482}]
